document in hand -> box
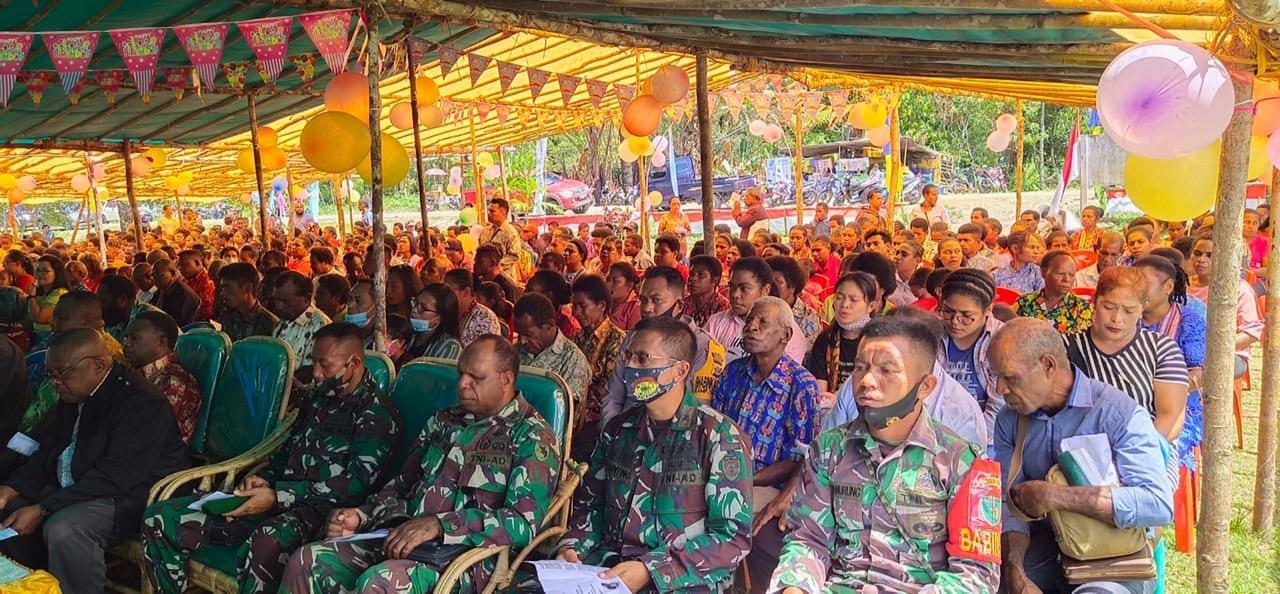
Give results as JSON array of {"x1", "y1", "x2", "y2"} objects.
[
  {"x1": 1058, "y1": 433, "x2": 1118, "y2": 486},
  {"x1": 529, "y1": 560, "x2": 631, "y2": 594}
]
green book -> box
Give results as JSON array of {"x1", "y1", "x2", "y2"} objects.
[{"x1": 1059, "y1": 450, "x2": 1092, "y2": 487}]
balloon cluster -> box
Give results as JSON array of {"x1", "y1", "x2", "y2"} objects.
[
  {"x1": 128, "y1": 147, "x2": 169, "y2": 178},
  {"x1": 0, "y1": 174, "x2": 36, "y2": 205},
  {"x1": 478, "y1": 152, "x2": 503, "y2": 181},
  {"x1": 1097, "y1": 40, "x2": 1235, "y2": 221},
  {"x1": 299, "y1": 72, "x2": 410, "y2": 186},
  {"x1": 986, "y1": 114, "x2": 1017, "y2": 153},
  {"x1": 848, "y1": 101, "x2": 890, "y2": 146},
  {"x1": 446, "y1": 165, "x2": 463, "y2": 195},
  {"x1": 237, "y1": 127, "x2": 287, "y2": 174},
  {"x1": 619, "y1": 65, "x2": 689, "y2": 163},
  {"x1": 389, "y1": 76, "x2": 444, "y2": 131},
  {"x1": 164, "y1": 171, "x2": 195, "y2": 194},
  {"x1": 748, "y1": 119, "x2": 784, "y2": 144}
]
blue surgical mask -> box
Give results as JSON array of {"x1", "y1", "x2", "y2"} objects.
[
  {"x1": 345, "y1": 311, "x2": 370, "y2": 327},
  {"x1": 410, "y1": 317, "x2": 432, "y2": 333}
]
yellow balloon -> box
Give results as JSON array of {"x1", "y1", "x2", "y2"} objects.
[
  {"x1": 300, "y1": 112, "x2": 371, "y2": 173},
  {"x1": 0, "y1": 174, "x2": 15, "y2": 190},
  {"x1": 446, "y1": 183, "x2": 461, "y2": 195},
  {"x1": 261, "y1": 147, "x2": 287, "y2": 171},
  {"x1": 1249, "y1": 135, "x2": 1273, "y2": 181},
  {"x1": 237, "y1": 148, "x2": 256, "y2": 174},
  {"x1": 356, "y1": 133, "x2": 411, "y2": 186},
  {"x1": 476, "y1": 152, "x2": 495, "y2": 169},
  {"x1": 144, "y1": 148, "x2": 167, "y2": 168},
  {"x1": 1124, "y1": 141, "x2": 1221, "y2": 222},
  {"x1": 863, "y1": 102, "x2": 889, "y2": 129},
  {"x1": 626, "y1": 135, "x2": 653, "y2": 158}
]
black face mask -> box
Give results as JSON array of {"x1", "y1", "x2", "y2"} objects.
[
  {"x1": 311, "y1": 355, "x2": 356, "y2": 398},
  {"x1": 858, "y1": 375, "x2": 927, "y2": 430}
]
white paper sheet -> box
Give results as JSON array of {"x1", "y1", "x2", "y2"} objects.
[
  {"x1": 529, "y1": 560, "x2": 631, "y2": 594},
  {"x1": 328, "y1": 529, "x2": 390, "y2": 543},
  {"x1": 1059, "y1": 433, "x2": 1118, "y2": 485},
  {"x1": 186, "y1": 491, "x2": 236, "y2": 511}
]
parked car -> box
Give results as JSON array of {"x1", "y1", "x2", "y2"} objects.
[
  {"x1": 543, "y1": 173, "x2": 594, "y2": 214},
  {"x1": 647, "y1": 156, "x2": 756, "y2": 210}
]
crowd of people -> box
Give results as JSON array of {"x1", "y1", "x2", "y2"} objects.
[{"x1": 0, "y1": 183, "x2": 1261, "y2": 594}]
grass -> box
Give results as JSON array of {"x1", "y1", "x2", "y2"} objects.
[{"x1": 1164, "y1": 348, "x2": 1280, "y2": 592}]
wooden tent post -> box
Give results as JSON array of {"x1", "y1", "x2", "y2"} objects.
[
  {"x1": 247, "y1": 94, "x2": 269, "y2": 247},
  {"x1": 70, "y1": 195, "x2": 86, "y2": 245},
  {"x1": 1015, "y1": 99, "x2": 1026, "y2": 215},
  {"x1": 1198, "y1": 73, "x2": 1252, "y2": 594},
  {"x1": 333, "y1": 176, "x2": 346, "y2": 238},
  {"x1": 885, "y1": 91, "x2": 903, "y2": 224},
  {"x1": 1255, "y1": 168, "x2": 1280, "y2": 536},
  {"x1": 696, "y1": 54, "x2": 714, "y2": 254},
  {"x1": 83, "y1": 153, "x2": 106, "y2": 263},
  {"x1": 469, "y1": 104, "x2": 486, "y2": 216},
  {"x1": 793, "y1": 108, "x2": 804, "y2": 224},
  {"x1": 367, "y1": 32, "x2": 388, "y2": 352},
  {"x1": 121, "y1": 139, "x2": 143, "y2": 252},
  {"x1": 497, "y1": 145, "x2": 510, "y2": 201},
  {"x1": 406, "y1": 34, "x2": 432, "y2": 251}
]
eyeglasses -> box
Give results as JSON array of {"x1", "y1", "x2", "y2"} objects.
[
  {"x1": 47, "y1": 355, "x2": 103, "y2": 382},
  {"x1": 937, "y1": 306, "x2": 980, "y2": 324},
  {"x1": 621, "y1": 350, "x2": 676, "y2": 367}
]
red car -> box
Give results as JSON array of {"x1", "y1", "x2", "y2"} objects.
[{"x1": 543, "y1": 173, "x2": 594, "y2": 214}]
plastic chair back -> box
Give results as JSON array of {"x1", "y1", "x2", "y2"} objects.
[
  {"x1": 181, "y1": 321, "x2": 215, "y2": 333},
  {"x1": 175, "y1": 330, "x2": 233, "y2": 454},
  {"x1": 388, "y1": 359, "x2": 462, "y2": 471},
  {"x1": 1072, "y1": 286, "x2": 1096, "y2": 302},
  {"x1": 204, "y1": 337, "x2": 295, "y2": 461},
  {"x1": 1070, "y1": 249, "x2": 1098, "y2": 270},
  {"x1": 994, "y1": 287, "x2": 1022, "y2": 307},
  {"x1": 24, "y1": 349, "x2": 45, "y2": 396},
  {"x1": 364, "y1": 351, "x2": 396, "y2": 398}
]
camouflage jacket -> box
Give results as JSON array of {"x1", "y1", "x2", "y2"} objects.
[
  {"x1": 358, "y1": 395, "x2": 560, "y2": 549},
  {"x1": 262, "y1": 373, "x2": 400, "y2": 511},
  {"x1": 768, "y1": 413, "x2": 999, "y2": 594},
  {"x1": 561, "y1": 391, "x2": 753, "y2": 594}
]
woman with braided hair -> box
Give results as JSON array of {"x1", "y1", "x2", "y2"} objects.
[
  {"x1": 937, "y1": 268, "x2": 1005, "y2": 437},
  {"x1": 803, "y1": 272, "x2": 880, "y2": 410}
]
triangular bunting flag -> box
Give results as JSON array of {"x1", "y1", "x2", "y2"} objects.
[
  {"x1": 173, "y1": 23, "x2": 228, "y2": 90},
  {"x1": 109, "y1": 28, "x2": 166, "y2": 103},
  {"x1": 526, "y1": 67, "x2": 549, "y2": 101},
  {"x1": 495, "y1": 104, "x2": 511, "y2": 125},
  {"x1": 0, "y1": 33, "x2": 34, "y2": 107},
  {"x1": 468, "y1": 53, "x2": 491, "y2": 86},
  {"x1": 476, "y1": 101, "x2": 492, "y2": 120},
  {"x1": 438, "y1": 43, "x2": 462, "y2": 78},
  {"x1": 495, "y1": 60, "x2": 520, "y2": 94},
  {"x1": 298, "y1": 9, "x2": 354, "y2": 74},
  {"x1": 615, "y1": 84, "x2": 635, "y2": 110},
  {"x1": 237, "y1": 17, "x2": 291, "y2": 83},
  {"x1": 557, "y1": 74, "x2": 580, "y2": 107},
  {"x1": 43, "y1": 31, "x2": 99, "y2": 95},
  {"x1": 586, "y1": 79, "x2": 608, "y2": 107},
  {"x1": 724, "y1": 90, "x2": 744, "y2": 120},
  {"x1": 827, "y1": 90, "x2": 849, "y2": 118}
]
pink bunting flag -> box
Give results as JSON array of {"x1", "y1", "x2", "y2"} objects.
[
  {"x1": 586, "y1": 79, "x2": 607, "y2": 107},
  {"x1": 173, "y1": 22, "x2": 228, "y2": 90},
  {"x1": 94, "y1": 70, "x2": 124, "y2": 104},
  {"x1": 495, "y1": 104, "x2": 511, "y2": 125},
  {"x1": 724, "y1": 90, "x2": 744, "y2": 120},
  {"x1": 803, "y1": 91, "x2": 823, "y2": 120},
  {"x1": 21, "y1": 72, "x2": 51, "y2": 106},
  {"x1": 827, "y1": 90, "x2": 848, "y2": 118},
  {"x1": 42, "y1": 31, "x2": 99, "y2": 95},
  {"x1": 438, "y1": 43, "x2": 462, "y2": 78},
  {"x1": 475, "y1": 102, "x2": 492, "y2": 120},
  {"x1": 495, "y1": 60, "x2": 520, "y2": 94},
  {"x1": 557, "y1": 74, "x2": 580, "y2": 107},
  {"x1": 467, "y1": 53, "x2": 491, "y2": 86},
  {"x1": 237, "y1": 17, "x2": 291, "y2": 83},
  {"x1": 526, "y1": 67, "x2": 549, "y2": 101},
  {"x1": 0, "y1": 33, "x2": 33, "y2": 107},
  {"x1": 298, "y1": 9, "x2": 354, "y2": 74},
  {"x1": 109, "y1": 28, "x2": 165, "y2": 103},
  {"x1": 615, "y1": 84, "x2": 635, "y2": 110},
  {"x1": 440, "y1": 98, "x2": 454, "y2": 122}
]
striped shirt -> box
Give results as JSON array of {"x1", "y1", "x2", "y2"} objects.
[{"x1": 1064, "y1": 330, "x2": 1189, "y2": 417}]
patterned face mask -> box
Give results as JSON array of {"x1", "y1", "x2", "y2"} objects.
[
  {"x1": 311, "y1": 355, "x2": 357, "y2": 398},
  {"x1": 622, "y1": 362, "x2": 681, "y2": 402}
]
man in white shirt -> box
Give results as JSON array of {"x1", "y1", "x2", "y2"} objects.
[{"x1": 907, "y1": 184, "x2": 950, "y2": 227}]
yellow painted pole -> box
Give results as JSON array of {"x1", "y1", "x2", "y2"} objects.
[
  {"x1": 469, "y1": 104, "x2": 485, "y2": 215},
  {"x1": 886, "y1": 91, "x2": 903, "y2": 224},
  {"x1": 794, "y1": 107, "x2": 804, "y2": 223},
  {"x1": 1015, "y1": 99, "x2": 1026, "y2": 215}
]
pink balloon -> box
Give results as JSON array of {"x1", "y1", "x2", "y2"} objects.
[
  {"x1": 70, "y1": 174, "x2": 90, "y2": 193},
  {"x1": 389, "y1": 102, "x2": 414, "y2": 130},
  {"x1": 1097, "y1": 39, "x2": 1234, "y2": 159},
  {"x1": 130, "y1": 156, "x2": 152, "y2": 177},
  {"x1": 749, "y1": 119, "x2": 767, "y2": 136},
  {"x1": 651, "y1": 152, "x2": 667, "y2": 168},
  {"x1": 995, "y1": 113, "x2": 1018, "y2": 134},
  {"x1": 986, "y1": 131, "x2": 1012, "y2": 152},
  {"x1": 91, "y1": 163, "x2": 105, "y2": 180},
  {"x1": 16, "y1": 175, "x2": 36, "y2": 192},
  {"x1": 1267, "y1": 131, "x2": 1280, "y2": 170},
  {"x1": 763, "y1": 124, "x2": 784, "y2": 144}
]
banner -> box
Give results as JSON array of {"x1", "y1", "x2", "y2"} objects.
[
  {"x1": 237, "y1": 17, "x2": 291, "y2": 83},
  {"x1": 615, "y1": 84, "x2": 635, "y2": 110},
  {"x1": 172, "y1": 22, "x2": 228, "y2": 89},
  {"x1": 495, "y1": 104, "x2": 511, "y2": 125},
  {"x1": 475, "y1": 101, "x2": 492, "y2": 120},
  {"x1": 557, "y1": 74, "x2": 579, "y2": 107},
  {"x1": 467, "y1": 52, "x2": 490, "y2": 86},
  {"x1": 526, "y1": 67, "x2": 549, "y2": 101},
  {"x1": 438, "y1": 43, "x2": 461, "y2": 78},
  {"x1": 298, "y1": 9, "x2": 353, "y2": 74},
  {"x1": 109, "y1": 28, "x2": 165, "y2": 103},
  {"x1": 0, "y1": 33, "x2": 33, "y2": 107},
  {"x1": 495, "y1": 60, "x2": 520, "y2": 93},
  {"x1": 43, "y1": 31, "x2": 98, "y2": 95},
  {"x1": 586, "y1": 78, "x2": 607, "y2": 107}
]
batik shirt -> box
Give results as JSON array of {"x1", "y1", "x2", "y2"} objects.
[
  {"x1": 357, "y1": 395, "x2": 559, "y2": 550},
  {"x1": 185, "y1": 270, "x2": 216, "y2": 321},
  {"x1": 1014, "y1": 290, "x2": 1094, "y2": 334},
  {"x1": 683, "y1": 292, "x2": 730, "y2": 329},
  {"x1": 561, "y1": 391, "x2": 753, "y2": 593},
  {"x1": 572, "y1": 319, "x2": 627, "y2": 425},
  {"x1": 217, "y1": 303, "x2": 279, "y2": 342},
  {"x1": 264, "y1": 373, "x2": 400, "y2": 510},
  {"x1": 519, "y1": 331, "x2": 591, "y2": 412},
  {"x1": 460, "y1": 304, "x2": 502, "y2": 346},
  {"x1": 137, "y1": 353, "x2": 202, "y2": 444},
  {"x1": 274, "y1": 306, "x2": 331, "y2": 366},
  {"x1": 792, "y1": 298, "x2": 825, "y2": 346},
  {"x1": 712, "y1": 354, "x2": 818, "y2": 474},
  {"x1": 992, "y1": 262, "x2": 1044, "y2": 294},
  {"x1": 769, "y1": 414, "x2": 1000, "y2": 594}
]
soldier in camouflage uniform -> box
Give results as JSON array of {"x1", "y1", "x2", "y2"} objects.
[
  {"x1": 555, "y1": 316, "x2": 753, "y2": 594},
  {"x1": 768, "y1": 316, "x2": 1001, "y2": 594},
  {"x1": 142, "y1": 323, "x2": 401, "y2": 594},
  {"x1": 280, "y1": 335, "x2": 560, "y2": 594}
]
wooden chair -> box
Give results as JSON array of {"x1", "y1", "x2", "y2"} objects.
[
  {"x1": 413, "y1": 358, "x2": 586, "y2": 594},
  {"x1": 109, "y1": 337, "x2": 297, "y2": 594}
]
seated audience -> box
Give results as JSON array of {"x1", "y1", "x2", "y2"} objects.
[{"x1": 123, "y1": 311, "x2": 201, "y2": 444}]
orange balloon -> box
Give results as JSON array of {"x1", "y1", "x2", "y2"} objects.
[
  {"x1": 237, "y1": 148, "x2": 256, "y2": 173},
  {"x1": 651, "y1": 65, "x2": 690, "y2": 104},
  {"x1": 257, "y1": 126, "x2": 278, "y2": 148},
  {"x1": 415, "y1": 77, "x2": 439, "y2": 105},
  {"x1": 261, "y1": 146, "x2": 287, "y2": 171},
  {"x1": 1254, "y1": 79, "x2": 1280, "y2": 137},
  {"x1": 623, "y1": 95, "x2": 663, "y2": 137},
  {"x1": 418, "y1": 105, "x2": 444, "y2": 128},
  {"x1": 324, "y1": 72, "x2": 371, "y2": 122},
  {"x1": 7, "y1": 188, "x2": 25, "y2": 205},
  {"x1": 390, "y1": 102, "x2": 414, "y2": 130},
  {"x1": 300, "y1": 111, "x2": 371, "y2": 173}
]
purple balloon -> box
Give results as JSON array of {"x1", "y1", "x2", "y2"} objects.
[{"x1": 1097, "y1": 40, "x2": 1234, "y2": 159}]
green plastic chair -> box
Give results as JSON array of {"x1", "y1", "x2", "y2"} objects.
[
  {"x1": 387, "y1": 359, "x2": 464, "y2": 472},
  {"x1": 364, "y1": 350, "x2": 396, "y2": 398},
  {"x1": 203, "y1": 337, "x2": 296, "y2": 462},
  {"x1": 175, "y1": 329, "x2": 233, "y2": 455}
]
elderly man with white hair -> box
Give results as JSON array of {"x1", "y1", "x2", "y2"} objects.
[{"x1": 711, "y1": 296, "x2": 820, "y2": 594}]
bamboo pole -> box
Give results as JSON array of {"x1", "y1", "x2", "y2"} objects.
[
  {"x1": 70, "y1": 195, "x2": 86, "y2": 245},
  {"x1": 367, "y1": 31, "x2": 388, "y2": 352},
  {"x1": 793, "y1": 108, "x2": 804, "y2": 224},
  {"x1": 247, "y1": 94, "x2": 269, "y2": 247},
  {"x1": 1014, "y1": 99, "x2": 1026, "y2": 215},
  {"x1": 406, "y1": 34, "x2": 432, "y2": 252},
  {"x1": 1199, "y1": 72, "x2": 1252, "y2": 594},
  {"x1": 334, "y1": 176, "x2": 346, "y2": 238},
  {"x1": 497, "y1": 145, "x2": 510, "y2": 202},
  {"x1": 696, "y1": 54, "x2": 714, "y2": 254},
  {"x1": 469, "y1": 104, "x2": 486, "y2": 217},
  {"x1": 83, "y1": 153, "x2": 106, "y2": 263},
  {"x1": 885, "y1": 91, "x2": 903, "y2": 224},
  {"x1": 121, "y1": 139, "x2": 143, "y2": 252},
  {"x1": 1255, "y1": 168, "x2": 1280, "y2": 537}
]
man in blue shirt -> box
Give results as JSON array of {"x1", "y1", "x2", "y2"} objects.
[
  {"x1": 989, "y1": 318, "x2": 1173, "y2": 594},
  {"x1": 712, "y1": 296, "x2": 818, "y2": 594}
]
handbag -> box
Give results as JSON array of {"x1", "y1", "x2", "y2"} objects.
[{"x1": 1005, "y1": 415, "x2": 1156, "y2": 573}]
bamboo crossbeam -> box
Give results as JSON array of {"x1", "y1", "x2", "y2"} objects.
[{"x1": 539, "y1": 0, "x2": 1221, "y2": 15}]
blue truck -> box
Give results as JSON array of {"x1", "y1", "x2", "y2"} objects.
[{"x1": 647, "y1": 156, "x2": 756, "y2": 210}]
